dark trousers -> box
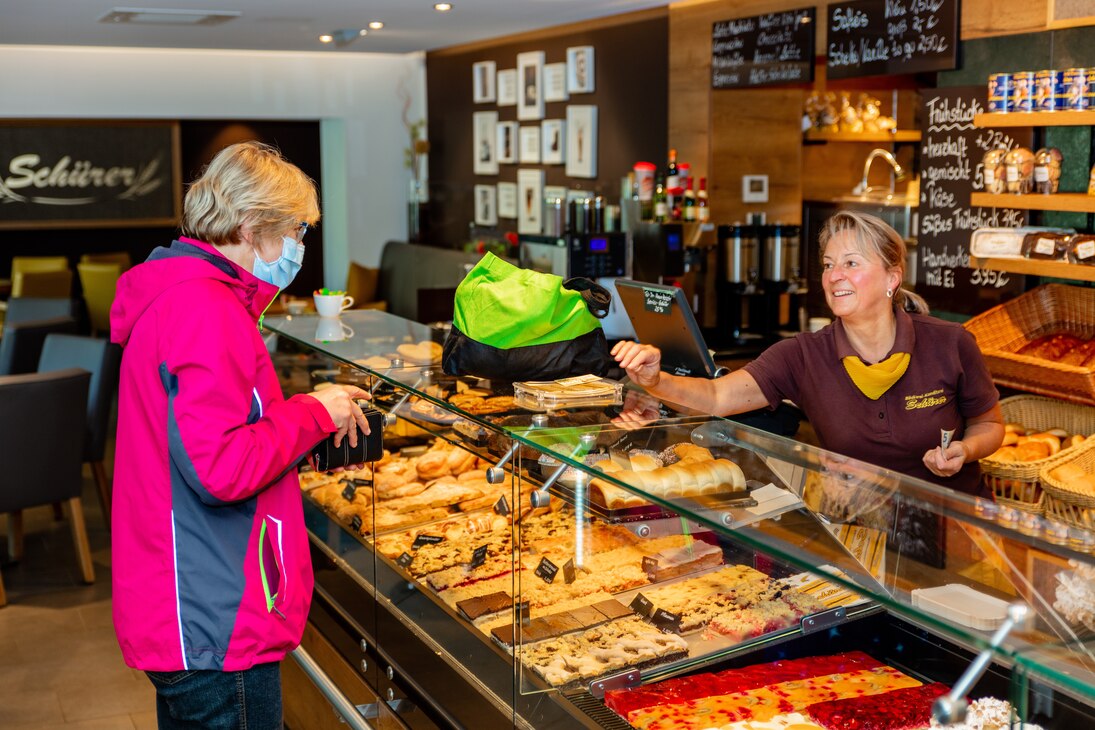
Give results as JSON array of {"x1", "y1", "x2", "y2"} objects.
[{"x1": 146, "y1": 662, "x2": 283, "y2": 730}]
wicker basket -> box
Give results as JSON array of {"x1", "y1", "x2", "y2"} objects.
[
  {"x1": 979, "y1": 395, "x2": 1095, "y2": 514},
  {"x1": 1039, "y1": 440, "x2": 1095, "y2": 531},
  {"x1": 963, "y1": 284, "x2": 1095, "y2": 406}
]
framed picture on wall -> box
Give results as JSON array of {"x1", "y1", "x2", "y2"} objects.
[
  {"x1": 543, "y1": 62, "x2": 569, "y2": 102},
  {"x1": 473, "y1": 111, "x2": 499, "y2": 175},
  {"x1": 567, "y1": 46, "x2": 595, "y2": 94},
  {"x1": 497, "y1": 69, "x2": 517, "y2": 106},
  {"x1": 472, "y1": 61, "x2": 496, "y2": 103},
  {"x1": 517, "y1": 168, "x2": 544, "y2": 234},
  {"x1": 496, "y1": 121, "x2": 518, "y2": 164},
  {"x1": 497, "y1": 181, "x2": 518, "y2": 219},
  {"x1": 519, "y1": 126, "x2": 541, "y2": 164},
  {"x1": 517, "y1": 51, "x2": 545, "y2": 121},
  {"x1": 474, "y1": 184, "x2": 497, "y2": 226},
  {"x1": 565, "y1": 105, "x2": 597, "y2": 178},
  {"x1": 541, "y1": 119, "x2": 565, "y2": 165}
]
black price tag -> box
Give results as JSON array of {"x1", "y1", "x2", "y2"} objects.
[
  {"x1": 535, "y1": 557, "x2": 559, "y2": 584},
  {"x1": 642, "y1": 287, "x2": 674, "y2": 315},
  {"x1": 350, "y1": 515, "x2": 363, "y2": 532},
  {"x1": 629, "y1": 593, "x2": 654, "y2": 619},
  {"x1": 642, "y1": 556, "x2": 659, "y2": 581},
  {"x1": 516, "y1": 600, "x2": 531, "y2": 625},
  {"x1": 493, "y1": 495, "x2": 510, "y2": 516},
  {"x1": 412, "y1": 534, "x2": 444, "y2": 549},
  {"x1": 563, "y1": 558, "x2": 577, "y2": 584},
  {"x1": 351, "y1": 478, "x2": 372, "y2": 487},
  {"x1": 470, "y1": 544, "x2": 489, "y2": 569},
  {"x1": 396, "y1": 552, "x2": 414, "y2": 569},
  {"x1": 341, "y1": 484, "x2": 357, "y2": 502},
  {"x1": 651, "y1": 608, "x2": 683, "y2": 634}
]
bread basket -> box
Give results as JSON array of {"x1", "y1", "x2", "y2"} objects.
[
  {"x1": 963, "y1": 284, "x2": 1095, "y2": 405},
  {"x1": 979, "y1": 395, "x2": 1095, "y2": 514},
  {"x1": 1040, "y1": 439, "x2": 1095, "y2": 531}
]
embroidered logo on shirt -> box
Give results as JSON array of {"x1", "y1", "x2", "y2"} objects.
[{"x1": 905, "y1": 389, "x2": 947, "y2": 410}]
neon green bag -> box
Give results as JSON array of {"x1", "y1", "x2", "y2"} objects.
[{"x1": 442, "y1": 253, "x2": 612, "y2": 380}]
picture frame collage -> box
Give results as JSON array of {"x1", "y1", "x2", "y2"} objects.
[{"x1": 471, "y1": 46, "x2": 597, "y2": 233}]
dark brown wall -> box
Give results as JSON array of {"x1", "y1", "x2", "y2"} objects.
[{"x1": 425, "y1": 9, "x2": 669, "y2": 249}]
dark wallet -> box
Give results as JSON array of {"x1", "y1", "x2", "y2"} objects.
[{"x1": 310, "y1": 404, "x2": 385, "y2": 472}]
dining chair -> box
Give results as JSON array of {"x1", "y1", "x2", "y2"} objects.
[
  {"x1": 39, "y1": 334, "x2": 121, "y2": 529},
  {"x1": 80, "y1": 251, "x2": 133, "y2": 272},
  {"x1": 2, "y1": 297, "x2": 78, "y2": 328},
  {"x1": 0, "y1": 316, "x2": 78, "y2": 375},
  {"x1": 11, "y1": 256, "x2": 69, "y2": 277},
  {"x1": 77, "y1": 262, "x2": 121, "y2": 336},
  {"x1": 0, "y1": 367, "x2": 93, "y2": 607},
  {"x1": 12, "y1": 268, "x2": 74, "y2": 299}
]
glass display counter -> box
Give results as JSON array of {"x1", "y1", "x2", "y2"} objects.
[{"x1": 266, "y1": 309, "x2": 1095, "y2": 730}]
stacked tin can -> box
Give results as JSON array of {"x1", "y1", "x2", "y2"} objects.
[{"x1": 988, "y1": 68, "x2": 1090, "y2": 111}]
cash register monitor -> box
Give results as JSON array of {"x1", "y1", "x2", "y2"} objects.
[{"x1": 614, "y1": 279, "x2": 727, "y2": 379}]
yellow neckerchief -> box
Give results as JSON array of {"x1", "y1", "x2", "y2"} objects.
[{"x1": 841, "y1": 352, "x2": 911, "y2": 400}]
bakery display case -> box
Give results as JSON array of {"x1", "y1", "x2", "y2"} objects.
[{"x1": 265, "y1": 308, "x2": 1095, "y2": 730}]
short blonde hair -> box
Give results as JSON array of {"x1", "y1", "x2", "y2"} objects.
[
  {"x1": 181, "y1": 141, "x2": 320, "y2": 246},
  {"x1": 819, "y1": 210, "x2": 929, "y2": 315}
]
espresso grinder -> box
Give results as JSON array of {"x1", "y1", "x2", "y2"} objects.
[
  {"x1": 760, "y1": 223, "x2": 805, "y2": 336},
  {"x1": 714, "y1": 223, "x2": 763, "y2": 347}
]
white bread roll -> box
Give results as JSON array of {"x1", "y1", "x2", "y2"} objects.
[
  {"x1": 651, "y1": 467, "x2": 683, "y2": 498},
  {"x1": 710, "y1": 459, "x2": 747, "y2": 492},
  {"x1": 629, "y1": 453, "x2": 660, "y2": 472}
]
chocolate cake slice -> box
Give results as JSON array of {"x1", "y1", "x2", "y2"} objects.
[{"x1": 456, "y1": 591, "x2": 512, "y2": 621}]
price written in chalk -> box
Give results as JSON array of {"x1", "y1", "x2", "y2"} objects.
[{"x1": 642, "y1": 288, "x2": 674, "y2": 315}]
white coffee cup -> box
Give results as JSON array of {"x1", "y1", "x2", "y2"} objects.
[
  {"x1": 314, "y1": 293, "x2": 354, "y2": 317},
  {"x1": 314, "y1": 318, "x2": 354, "y2": 342},
  {"x1": 286, "y1": 299, "x2": 307, "y2": 316}
]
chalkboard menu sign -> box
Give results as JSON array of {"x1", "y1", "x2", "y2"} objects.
[
  {"x1": 827, "y1": 0, "x2": 958, "y2": 80},
  {"x1": 916, "y1": 87, "x2": 1030, "y2": 314},
  {"x1": 712, "y1": 8, "x2": 815, "y2": 89},
  {"x1": 0, "y1": 121, "x2": 180, "y2": 229}
]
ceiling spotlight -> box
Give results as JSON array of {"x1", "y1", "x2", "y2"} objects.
[
  {"x1": 433, "y1": 3, "x2": 453, "y2": 11},
  {"x1": 368, "y1": 21, "x2": 384, "y2": 30},
  {"x1": 321, "y1": 28, "x2": 366, "y2": 47}
]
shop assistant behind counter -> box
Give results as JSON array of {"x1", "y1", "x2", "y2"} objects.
[{"x1": 613, "y1": 211, "x2": 1004, "y2": 497}]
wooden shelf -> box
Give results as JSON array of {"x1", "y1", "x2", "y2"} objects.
[
  {"x1": 803, "y1": 130, "x2": 921, "y2": 143},
  {"x1": 973, "y1": 111, "x2": 1095, "y2": 128},
  {"x1": 969, "y1": 255, "x2": 1095, "y2": 283},
  {"x1": 970, "y1": 192, "x2": 1095, "y2": 213}
]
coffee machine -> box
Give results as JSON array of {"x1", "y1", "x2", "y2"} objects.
[
  {"x1": 760, "y1": 223, "x2": 805, "y2": 335},
  {"x1": 518, "y1": 232, "x2": 627, "y2": 279}
]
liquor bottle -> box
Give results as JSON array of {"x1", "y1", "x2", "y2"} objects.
[
  {"x1": 696, "y1": 177, "x2": 709, "y2": 223},
  {"x1": 664, "y1": 148, "x2": 680, "y2": 194},
  {"x1": 653, "y1": 174, "x2": 668, "y2": 223},
  {"x1": 682, "y1": 178, "x2": 696, "y2": 222}
]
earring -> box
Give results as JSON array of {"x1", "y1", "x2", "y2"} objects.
[{"x1": 886, "y1": 288, "x2": 893, "y2": 298}]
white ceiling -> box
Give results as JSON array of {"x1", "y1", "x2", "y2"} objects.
[{"x1": 0, "y1": 0, "x2": 669, "y2": 55}]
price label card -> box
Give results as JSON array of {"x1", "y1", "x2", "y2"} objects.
[
  {"x1": 629, "y1": 593, "x2": 655, "y2": 619},
  {"x1": 651, "y1": 608, "x2": 683, "y2": 634},
  {"x1": 350, "y1": 515, "x2": 363, "y2": 532},
  {"x1": 396, "y1": 552, "x2": 414, "y2": 569},
  {"x1": 563, "y1": 558, "x2": 577, "y2": 584},
  {"x1": 642, "y1": 287, "x2": 674, "y2": 315},
  {"x1": 341, "y1": 484, "x2": 357, "y2": 502},
  {"x1": 412, "y1": 534, "x2": 444, "y2": 549},
  {"x1": 516, "y1": 600, "x2": 531, "y2": 625},
  {"x1": 470, "y1": 544, "x2": 489, "y2": 569},
  {"x1": 642, "y1": 556, "x2": 659, "y2": 581},
  {"x1": 351, "y1": 478, "x2": 372, "y2": 487},
  {"x1": 535, "y1": 557, "x2": 559, "y2": 584},
  {"x1": 494, "y1": 495, "x2": 511, "y2": 516}
]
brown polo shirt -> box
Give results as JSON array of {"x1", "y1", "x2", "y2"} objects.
[{"x1": 743, "y1": 310, "x2": 998, "y2": 497}]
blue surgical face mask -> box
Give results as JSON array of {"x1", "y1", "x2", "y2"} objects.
[{"x1": 252, "y1": 236, "x2": 305, "y2": 290}]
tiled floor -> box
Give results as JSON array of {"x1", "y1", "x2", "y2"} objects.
[{"x1": 0, "y1": 463, "x2": 158, "y2": 729}]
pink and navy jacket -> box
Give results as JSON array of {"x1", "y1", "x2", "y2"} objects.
[{"x1": 110, "y1": 237, "x2": 335, "y2": 672}]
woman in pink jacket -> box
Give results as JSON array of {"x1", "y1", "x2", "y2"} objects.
[{"x1": 110, "y1": 141, "x2": 370, "y2": 729}]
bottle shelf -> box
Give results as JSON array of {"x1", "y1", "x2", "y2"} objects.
[
  {"x1": 973, "y1": 111, "x2": 1095, "y2": 128},
  {"x1": 969, "y1": 255, "x2": 1095, "y2": 282},
  {"x1": 970, "y1": 192, "x2": 1095, "y2": 213},
  {"x1": 803, "y1": 130, "x2": 921, "y2": 143}
]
